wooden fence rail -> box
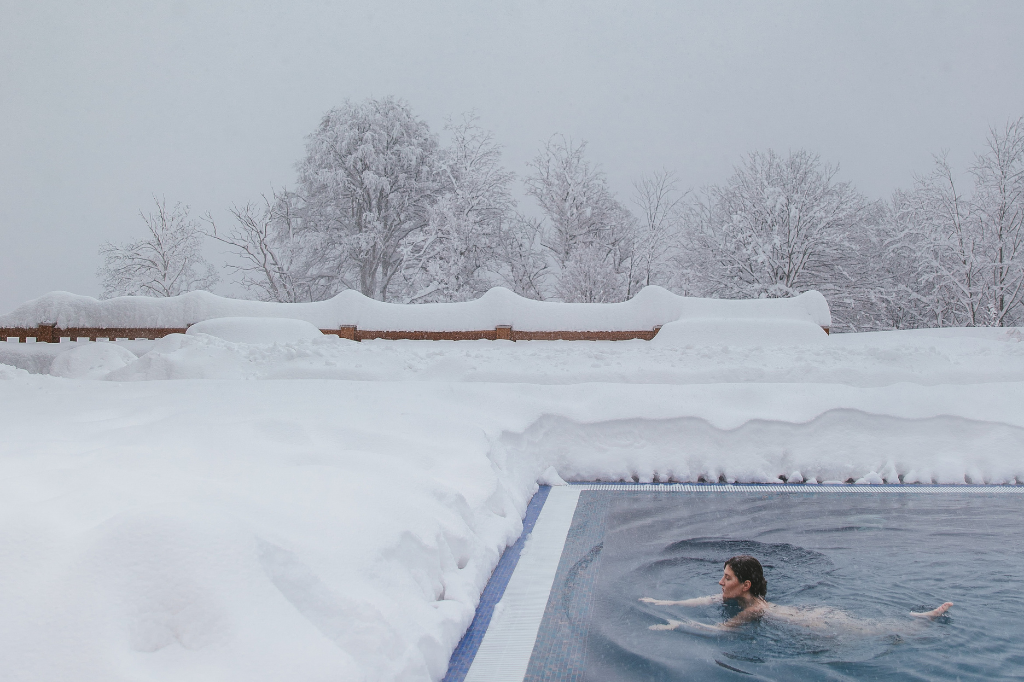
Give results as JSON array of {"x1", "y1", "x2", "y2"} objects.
[
  {"x1": 0, "y1": 324, "x2": 189, "y2": 343},
  {"x1": 0, "y1": 324, "x2": 667, "y2": 343},
  {"x1": 2, "y1": 323, "x2": 831, "y2": 343}
]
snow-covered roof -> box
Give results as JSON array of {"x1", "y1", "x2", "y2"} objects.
[{"x1": 0, "y1": 286, "x2": 831, "y2": 331}]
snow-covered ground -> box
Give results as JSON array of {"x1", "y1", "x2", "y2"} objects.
[
  {"x1": 1, "y1": 322, "x2": 1023, "y2": 681},
  {"x1": 3, "y1": 325, "x2": 1023, "y2": 386}
]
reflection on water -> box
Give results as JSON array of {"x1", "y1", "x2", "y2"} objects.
[{"x1": 553, "y1": 493, "x2": 1023, "y2": 681}]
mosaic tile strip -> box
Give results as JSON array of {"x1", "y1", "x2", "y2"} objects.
[
  {"x1": 570, "y1": 483, "x2": 1024, "y2": 493},
  {"x1": 523, "y1": 491, "x2": 612, "y2": 682},
  {"x1": 463, "y1": 486, "x2": 582, "y2": 682},
  {"x1": 442, "y1": 485, "x2": 552, "y2": 682}
]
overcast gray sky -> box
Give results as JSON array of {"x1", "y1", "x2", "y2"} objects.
[{"x1": 2, "y1": 0, "x2": 1023, "y2": 313}]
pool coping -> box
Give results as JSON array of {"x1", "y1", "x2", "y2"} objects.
[
  {"x1": 444, "y1": 481, "x2": 1024, "y2": 681},
  {"x1": 442, "y1": 485, "x2": 554, "y2": 682}
]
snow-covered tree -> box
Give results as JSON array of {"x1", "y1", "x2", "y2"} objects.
[
  {"x1": 296, "y1": 97, "x2": 441, "y2": 301},
  {"x1": 205, "y1": 191, "x2": 339, "y2": 303},
  {"x1": 98, "y1": 197, "x2": 218, "y2": 298},
  {"x1": 682, "y1": 150, "x2": 872, "y2": 300},
  {"x1": 212, "y1": 103, "x2": 526, "y2": 304},
  {"x1": 400, "y1": 115, "x2": 516, "y2": 302},
  {"x1": 525, "y1": 136, "x2": 637, "y2": 302},
  {"x1": 555, "y1": 243, "x2": 625, "y2": 303},
  {"x1": 626, "y1": 170, "x2": 686, "y2": 297},
  {"x1": 494, "y1": 214, "x2": 549, "y2": 300},
  {"x1": 884, "y1": 156, "x2": 980, "y2": 327},
  {"x1": 824, "y1": 199, "x2": 896, "y2": 331},
  {"x1": 972, "y1": 117, "x2": 1024, "y2": 326},
  {"x1": 885, "y1": 118, "x2": 1024, "y2": 327}
]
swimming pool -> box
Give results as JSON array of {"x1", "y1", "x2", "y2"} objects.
[{"x1": 454, "y1": 484, "x2": 1024, "y2": 681}]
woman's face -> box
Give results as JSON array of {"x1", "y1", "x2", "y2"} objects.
[{"x1": 719, "y1": 565, "x2": 751, "y2": 600}]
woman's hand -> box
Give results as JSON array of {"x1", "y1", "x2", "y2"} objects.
[
  {"x1": 640, "y1": 595, "x2": 719, "y2": 607},
  {"x1": 649, "y1": 617, "x2": 727, "y2": 635},
  {"x1": 910, "y1": 602, "x2": 953, "y2": 619},
  {"x1": 640, "y1": 597, "x2": 679, "y2": 606}
]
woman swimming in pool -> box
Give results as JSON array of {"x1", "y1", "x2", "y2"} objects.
[{"x1": 640, "y1": 554, "x2": 953, "y2": 633}]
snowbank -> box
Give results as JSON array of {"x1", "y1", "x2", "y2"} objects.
[
  {"x1": 49, "y1": 343, "x2": 137, "y2": 379},
  {"x1": 650, "y1": 317, "x2": 828, "y2": 347},
  {"x1": 186, "y1": 317, "x2": 324, "y2": 344},
  {"x1": 2, "y1": 323, "x2": 1022, "y2": 682},
  {"x1": 0, "y1": 375, "x2": 1021, "y2": 682},
  {"x1": 4, "y1": 324, "x2": 1023, "y2": 384},
  {"x1": 0, "y1": 287, "x2": 831, "y2": 332},
  {"x1": 0, "y1": 339, "x2": 155, "y2": 375},
  {"x1": 0, "y1": 363, "x2": 30, "y2": 380}
]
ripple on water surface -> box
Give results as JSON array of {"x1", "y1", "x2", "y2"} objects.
[{"x1": 537, "y1": 491, "x2": 1023, "y2": 681}]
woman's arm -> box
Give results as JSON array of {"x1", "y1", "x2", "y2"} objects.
[
  {"x1": 640, "y1": 594, "x2": 721, "y2": 607},
  {"x1": 649, "y1": 618, "x2": 727, "y2": 634},
  {"x1": 649, "y1": 602, "x2": 764, "y2": 633},
  {"x1": 646, "y1": 599, "x2": 766, "y2": 634}
]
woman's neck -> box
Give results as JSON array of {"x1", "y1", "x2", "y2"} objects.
[{"x1": 736, "y1": 593, "x2": 761, "y2": 608}]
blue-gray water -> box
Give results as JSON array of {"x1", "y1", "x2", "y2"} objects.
[{"x1": 573, "y1": 492, "x2": 1023, "y2": 681}]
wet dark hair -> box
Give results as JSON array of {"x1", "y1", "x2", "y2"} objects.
[{"x1": 724, "y1": 555, "x2": 767, "y2": 598}]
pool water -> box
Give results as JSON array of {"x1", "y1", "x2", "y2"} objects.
[{"x1": 524, "y1": 490, "x2": 1024, "y2": 681}]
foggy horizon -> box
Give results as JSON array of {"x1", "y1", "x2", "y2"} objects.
[{"x1": 3, "y1": 1, "x2": 1024, "y2": 313}]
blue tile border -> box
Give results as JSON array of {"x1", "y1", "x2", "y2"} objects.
[{"x1": 442, "y1": 485, "x2": 552, "y2": 682}]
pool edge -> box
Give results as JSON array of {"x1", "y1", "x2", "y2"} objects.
[{"x1": 460, "y1": 486, "x2": 582, "y2": 682}]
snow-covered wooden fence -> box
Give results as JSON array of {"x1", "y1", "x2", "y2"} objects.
[
  {"x1": 0, "y1": 324, "x2": 667, "y2": 343},
  {"x1": 0, "y1": 287, "x2": 832, "y2": 342},
  {"x1": 0, "y1": 324, "x2": 188, "y2": 343},
  {"x1": 332, "y1": 325, "x2": 665, "y2": 341}
]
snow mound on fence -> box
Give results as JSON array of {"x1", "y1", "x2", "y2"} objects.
[
  {"x1": 186, "y1": 317, "x2": 325, "y2": 344},
  {"x1": 49, "y1": 343, "x2": 137, "y2": 379},
  {"x1": 651, "y1": 317, "x2": 828, "y2": 347},
  {"x1": 0, "y1": 287, "x2": 831, "y2": 332}
]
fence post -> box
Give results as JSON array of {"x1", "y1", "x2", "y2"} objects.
[
  {"x1": 37, "y1": 323, "x2": 57, "y2": 343},
  {"x1": 338, "y1": 325, "x2": 358, "y2": 341},
  {"x1": 495, "y1": 325, "x2": 513, "y2": 341}
]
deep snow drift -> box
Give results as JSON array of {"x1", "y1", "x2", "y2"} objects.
[{"x1": 1, "y1": 310, "x2": 1022, "y2": 681}]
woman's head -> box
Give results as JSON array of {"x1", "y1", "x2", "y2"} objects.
[{"x1": 722, "y1": 555, "x2": 767, "y2": 599}]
